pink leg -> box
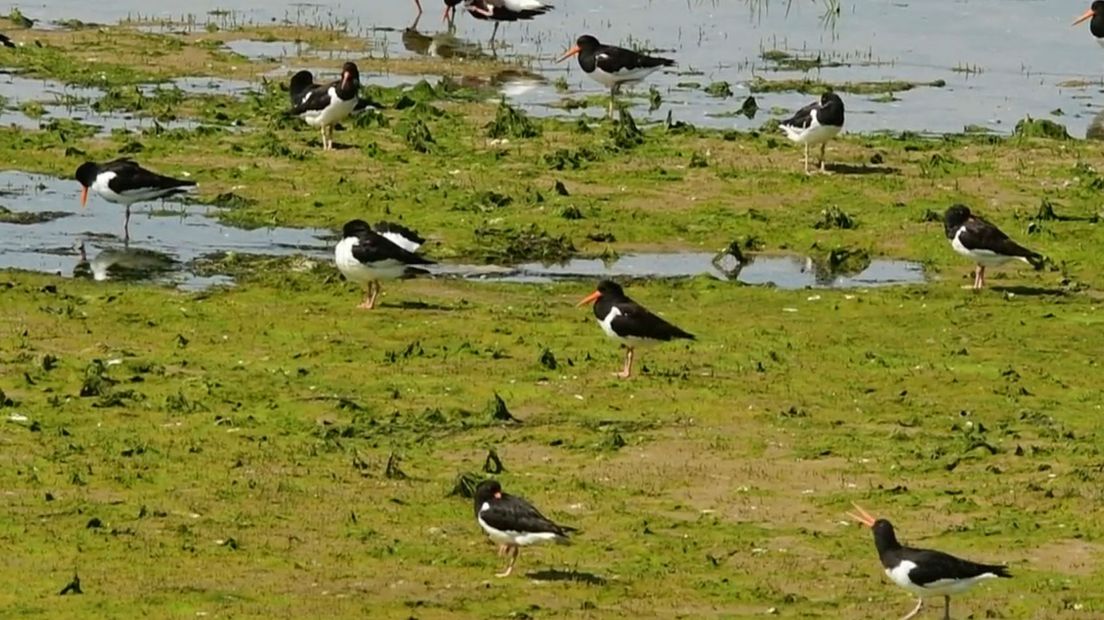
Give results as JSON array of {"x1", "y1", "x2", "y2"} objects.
[
  {"x1": 358, "y1": 282, "x2": 377, "y2": 309},
  {"x1": 495, "y1": 546, "x2": 518, "y2": 577},
  {"x1": 616, "y1": 348, "x2": 634, "y2": 379}
]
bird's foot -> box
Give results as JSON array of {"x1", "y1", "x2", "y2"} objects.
[
  {"x1": 614, "y1": 370, "x2": 632, "y2": 379},
  {"x1": 495, "y1": 567, "x2": 513, "y2": 578},
  {"x1": 357, "y1": 300, "x2": 376, "y2": 310}
]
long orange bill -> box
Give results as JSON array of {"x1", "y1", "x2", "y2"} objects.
[
  {"x1": 341, "y1": 72, "x2": 350, "y2": 91},
  {"x1": 576, "y1": 290, "x2": 600, "y2": 307},
  {"x1": 846, "y1": 502, "x2": 876, "y2": 527},
  {"x1": 80, "y1": 186, "x2": 88, "y2": 208},
  {"x1": 1074, "y1": 8, "x2": 1095, "y2": 26},
  {"x1": 557, "y1": 45, "x2": 581, "y2": 63}
]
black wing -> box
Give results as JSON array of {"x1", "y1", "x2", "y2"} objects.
[
  {"x1": 289, "y1": 82, "x2": 336, "y2": 115},
  {"x1": 610, "y1": 301, "x2": 695, "y2": 341},
  {"x1": 103, "y1": 159, "x2": 195, "y2": 192},
  {"x1": 482, "y1": 494, "x2": 573, "y2": 537},
  {"x1": 0, "y1": 34, "x2": 14, "y2": 49},
  {"x1": 351, "y1": 232, "x2": 435, "y2": 266},
  {"x1": 904, "y1": 548, "x2": 1011, "y2": 586},
  {"x1": 780, "y1": 100, "x2": 820, "y2": 129},
  {"x1": 595, "y1": 45, "x2": 675, "y2": 73},
  {"x1": 960, "y1": 216, "x2": 1040, "y2": 261}
]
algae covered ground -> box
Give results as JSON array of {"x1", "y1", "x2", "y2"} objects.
[{"x1": 2, "y1": 16, "x2": 1104, "y2": 620}]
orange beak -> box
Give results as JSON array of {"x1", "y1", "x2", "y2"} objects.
[
  {"x1": 493, "y1": 491, "x2": 501, "y2": 499},
  {"x1": 80, "y1": 186, "x2": 88, "y2": 208},
  {"x1": 340, "y1": 72, "x2": 350, "y2": 91},
  {"x1": 847, "y1": 503, "x2": 877, "y2": 528},
  {"x1": 576, "y1": 290, "x2": 601, "y2": 307},
  {"x1": 1074, "y1": 8, "x2": 1096, "y2": 26},
  {"x1": 557, "y1": 45, "x2": 581, "y2": 63}
]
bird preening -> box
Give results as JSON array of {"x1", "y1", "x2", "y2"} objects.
[
  {"x1": 288, "y1": 62, "x2": 362, "y2": 151},
  {"x1": 334, "y1": 219, "x2": 435, "y2": 310},
  {"x1": 473, "y1": 479, "x2": 574, "y2": 578},
  {"x1": 943, "y1": 204, "x2": 1045, "y2": 290},
  {"x1": 780, "y1": 91, "x2": 845, "y2": 174},
  {"x1": 849, "y1": 503, "x2": 1011, "y2": 620}
]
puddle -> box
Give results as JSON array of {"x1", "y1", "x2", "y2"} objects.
[
  {"x1": 0, "y1": 71, "x2": 239, "y2": 135},
  {"x1": 224, "y1": 39, "x2": 312, "y2": 60},
  {"x1": 0, "y1": 171, "x2": 330, "y2": 289},
  {"x1": 445, "y1": 252, "x2": 925, "y2": 290},
  {"x1": 142, "y1": 76, "x2": 257, "y2": 97}
]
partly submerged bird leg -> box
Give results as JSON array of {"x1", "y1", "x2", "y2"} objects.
[
  {"x1": 489, "y1": 22, "x2": 500, "y2": 47},
  {"x1": 942, "y1": 596, "x2": 951, "y2": 620},
  {"x1": 496, "y1": 545, "x2": 519, "y2": 578},
  {"x1": 123, "y1": 205, "x2": 132, "y2": 242},
  {"x1": 901, "y1": 597, "x2": 924, "y2": 620},
  {"x1": 616, "y1": 347, "x2": 635, "y2": 379}
]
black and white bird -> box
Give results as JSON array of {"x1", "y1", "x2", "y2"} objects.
[
  {"x1": 454, "y1": 0, "x2": 553, "y2": 45},
  {"x1": 943, "y1": 204, "x2": 1044, "y2": 290},
  {"x1": 288, "y1": 62, "x2": 361, "y2": 151},
  {"x1": 473, "y1": 479, "x2": 574, "y2": 578},
  {"x1": 577, "y1": 280, "x2": 694, "y2": 379},
  {"x1": 0, "y1": 34, "x2": 15, "y2": 48},
  {"x1": 779, "y1": 92, "x2": 845, "y2": 174},
  {"x1": 558, "y1": 35, "x2": 674, "y2": 119},
  {"x1": 849, "y1": 504, "x2": 1012, "y2": 620},
  {"x1": 334, "y1": 219, "x2": 435, "y2": 310},
  {"x1": 74, "y1": 159, "x2": 195, "y2": 241},
  {"x1": 1073, "y1": 1, "x2": 1104, "y2": 43}
]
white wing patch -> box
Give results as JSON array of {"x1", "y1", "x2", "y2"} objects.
[{"x1": 379, "y1": 231, "x2": 422, "y2": 253}]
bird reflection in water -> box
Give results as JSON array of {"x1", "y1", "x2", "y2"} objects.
[{"x1": 74, "y1": 242, "x2": 178, "y2": 283}]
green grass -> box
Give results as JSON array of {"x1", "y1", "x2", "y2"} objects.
[{"x1": 1, "y1": 17, "x2": 1104, "y2": 620}]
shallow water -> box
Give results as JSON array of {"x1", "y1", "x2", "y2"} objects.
[
  {"x1": 0, "y1": 171, "x2": 331, "y2": 288},
  {"x1": 22, "y1": 0, "x2": 1104, "y2": 136},
  {"x1": 452, "y1": 252, "x2": 926, "y2": 289}
]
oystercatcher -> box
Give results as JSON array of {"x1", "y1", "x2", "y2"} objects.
[
  {"x1": 454, "y1": 0, "x2": 553, "y2": 45},
  {"x1": 74, "y1": 159, "x2": 195, "y2": 241},
  {"x1": 848, "y1": 504, "x2": 1012, "y2": 620},
  {"x1": 473, "y1": 479, "x2": 574, "y2": 578},
  {"x1": 288, "y1": 62, "x2": 361, "y2": 151},
  {"x1": 0, "y1": 34, "x2": 15, "y2": 48},
  {"x1": 943, "y1": 204, "x2": 1044, "y2": 290},
  {"x1": 334, "y1": 219, "x2": 435, "y2": 310},
  {"x1": 1073, "y1": 2, "x2": 1104, "y2": 43},
  {"x1": 577, "y1": 280, "x2": 694, "y2": 379},
  {"x1": 779, "y1": 91, "x2": 845, "y2": 174},
  {"x1": 558, "y1": 35, "x2": 675, "y2": 119}
]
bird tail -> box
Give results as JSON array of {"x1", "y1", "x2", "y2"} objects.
[
  {"x1": 989, "y1": 565, "x2": 1012, "y2": 578},
  {"x1": 289, "y1": 70, "x2": 315, "y2": 104},
  {"x1": 780, "y1": 124, "x2": 802, "y2": 140}
]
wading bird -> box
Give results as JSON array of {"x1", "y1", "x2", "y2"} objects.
[
  {"x1": 848, "y1": 504, "x2": 1011, "y2": 620},
  {"x1": 779, "y1": 91, "x2": 845, "y2": 174},
  {"x1": 943, "y1": 204, "x2": 1044, "y2": 290},
  {"x1": 558, "y1": 35, "x2": 674, "y2": 119},
  {"x1": 577, "y1": 280, "x2": 694, "y2": 379},
  {"x1": 1073, "y1": 1, "x2": 1104, "y2": 43},
  {"x1": 288, "y1": 62, "x2": 361, "y2": 151},
  {"x1": 449, "y1": 0, "x2": 553, "y2": 46},
  {"x1": 473, "y1": 479, "x2": 574, "y2": 578},
  {"x1": 334, "y1": 219, "x2": 435, "y2": 310},
  {"x1": 74, "y1": 159, "x2": 195, "y2": 241}
]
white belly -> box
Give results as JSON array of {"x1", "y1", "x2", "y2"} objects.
[
  {"x1": 334, "y1": 238, "x2": 408, "y2": 283},
  {"x1": 303, "y1": 89, "x2": 357, "y2": 127},
  {"x1": 478, "y1": 513, "x2": 560, "y2": 547},
  {"x1": 951, "y1": 230, "x2": 1018, "y2": 266},
  {"x1": 887, "y1": 562, "x2": 998, "y2": 597},
  {"x1": 590, "y1": 65, "x2": 660, "y2": 89},
  {"x1": 782, "y1": 121, "x2": 841, "y2": 146}
]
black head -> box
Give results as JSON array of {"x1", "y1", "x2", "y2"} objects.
[
  {"x1": 473, "y1": 479, "x2": 502, "y2": 507},
  {"x1": 596, "y1": 280, "x2": 625, "y2": 297},
  {"x1": 74, "y1": 161, "x2": 100, "y2": 188},
  {"x1": 871, "y1": 518, "x2": 901, "y2": 552},
  {"x1": 341, "y1": 219, "x2": 372, "y2": 238},
  {"x1": 820, "y1": 91, "x2": 844, "y2": 108},
  {"x1": 578, "y1": 279, "x2": 627, "y2": 307},
  {"x1": 340, "y1": 62, "x2": 360, "y2": 92},
  {"x1": 1094, "y1": 1, "x2": 1104, "y2": 13},
  {"x1": 575, "y1": 35, "x2": 600, "y2": 50},
  {"x1": 943, "y1": 204, "x2": 972, "y2": 235}
]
